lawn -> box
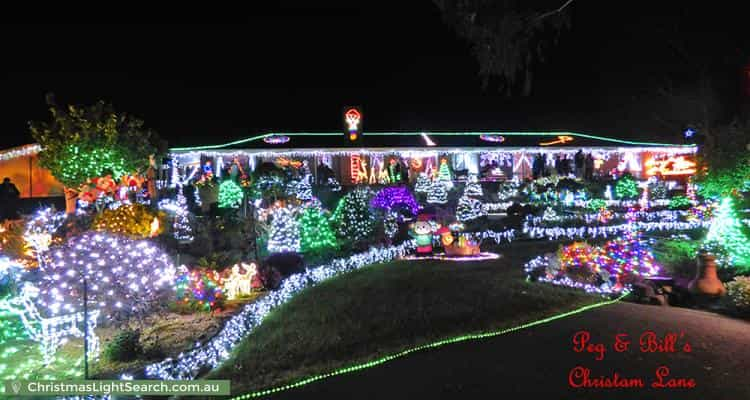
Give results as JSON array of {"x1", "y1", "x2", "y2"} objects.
[{"x1": 207, "y1": 241, "x2": 602, "y2": 397}]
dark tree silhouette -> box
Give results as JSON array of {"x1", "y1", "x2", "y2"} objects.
[{"x1": 433, "y1": 0, "x2": 573, "y2": 95}]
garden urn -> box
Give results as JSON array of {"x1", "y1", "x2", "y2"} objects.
[{"x1": 688, "y1": 252, "x2": 726, "y2": 296}]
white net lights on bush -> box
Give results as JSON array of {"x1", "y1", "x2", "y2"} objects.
[{"x1": 36, "y1": 232, "x2": 176, "y2": 322}]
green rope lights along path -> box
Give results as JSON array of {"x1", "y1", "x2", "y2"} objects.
[{"x1": 232, "y1": 293, "x2": 627, "y2": 399}]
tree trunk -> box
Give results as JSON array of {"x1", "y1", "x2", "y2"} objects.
[{"x1": 64, "y1": 187, "x2": 78, "y2": 215}]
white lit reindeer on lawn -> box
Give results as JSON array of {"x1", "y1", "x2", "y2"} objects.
[{"x1": 0, "y1": 284, "x2": 100, "y2": 364}]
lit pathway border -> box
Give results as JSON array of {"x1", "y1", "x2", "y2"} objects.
[{"x1": 231, "y1": 293, "x2": 627, "y2": 399}]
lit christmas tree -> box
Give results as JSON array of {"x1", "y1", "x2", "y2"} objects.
[
  {"x1": 384, "y1": 210, "x2": 399, "y2": 241},
  {"x1": 296, "y1": 174, "x2": 313, "y2": 201},
  {"x1": 298, "y1": 205, "x2": 337, "y2": 252},
  {"x1": 330, "y1": 187, "x2": 377, "y2": 245},
  {"x1": 327, "y1": 177, "x2": 341, "y2": 192},
  {"x1": 542, "y1": 207, "x2": 559, "y2": 222},
  {"x1": 639, "y1": 186, "x2": 650, "y2": 210},
  {"x1": 414, "y1": 173, "x2": 432, "y2": 193},
  {"x1": 600, "y1": 208, "x2": 660, "y2": 285},
  {"x1": 267, "y1": 206, "x2": 301, "y2": 253},
  {"x1": 437, "y1": 158, "x2": 453, "y2": 189},
  {"x1": 704, "y1": 197, "x2": 750, "y2": 267},
  {"x1": 456, "y1": 194, "x2": 485, "y2": 222},
  {"x1": 218, "y1": 179, "x2": 243, "y2": 208},
  {"x1": 497, "y1": 182, "x2": 518, "y2": 201},
  {"x1": 615, "y1": 174, "x2": 639, "y2": 199},
  {"x1": 464, "y1": 174, "x2": 483, "y2": 196},
  {"x1": 426, "y1": 180, "x2": 448, "y2": 204},
  {"x1": 159, "y1": 187, "x2": 193, "y2": 242},
  {"x1": 285, "y1": 178, "x2": 300, "y2": 197}
]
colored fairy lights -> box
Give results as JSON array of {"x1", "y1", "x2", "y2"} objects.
[
  {"x1": 175, "y1": 267, "x2": 224, "y2": 311},
  {"x1": 525, "y1": 209, "x2": 661, "y2": 294}
]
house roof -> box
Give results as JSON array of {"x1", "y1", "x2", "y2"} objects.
[{"x1": 169, "y1": 131, "x2": 696, "y2": 154}]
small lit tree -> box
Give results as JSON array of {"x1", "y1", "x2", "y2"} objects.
[
  {"x1": 703, "y1": 197, "x2": 750, "y2": 269},
  {"x1": 30, "y1": 95, "x2": 160, "y2": 214},
  {"x1": 267, "y1": 206, "x2": 301, "y2": 253},
  {"x1": 456, "y1": 194, "x2": 485, "y2": 222},
  {"x1": 464, "y1": 174, "x2": 483, "y2": 196},
  {"x1": 218, "y1": 179, "x2": 244, "y2": 208},
  {"x1": 615, "y1": 174, "x2": 639, "y2": 199},
  {"x1": 437, "y1": 158, "x2": 453, "y2": 189},
  {"x1": 330, "y1": 187, "x2": 377, "y2": 246},
  {"x1": 298, "y1": 205, "x2": 337, "y2": 253},
  {"x1": 414, "y1": 173, "x2": 431, "y2": 193}
]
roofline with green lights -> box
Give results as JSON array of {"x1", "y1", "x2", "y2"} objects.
[{"x1": 168, "y1": 131, "x2": 697, "y2": 152}]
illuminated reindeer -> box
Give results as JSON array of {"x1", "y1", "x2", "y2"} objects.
[{"x1": 0, "y1": 284, "x2": 100, "y2": 364}]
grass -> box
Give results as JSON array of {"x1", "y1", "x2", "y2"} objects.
[{"x1": 207, "y1": 241, "x2": 601, "y2": 397}]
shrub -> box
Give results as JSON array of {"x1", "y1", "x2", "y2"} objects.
[
  {"x1": 174, "y1": 267, "x2": 224, "y2": 312},
  {"x1": 726, "y1": 276, "x2": 750, "y2": 314},
  {"x1": 93, "y1": 204, "x2": 165, "y2": 238},
  {"x1": 104, "y1": 329, "x2": 142, "y2": 362},
  {"x1": 264, "y1": 252, "x2": 304, "y2": 277},
  {"x1": 255, "y1": 263, "x2": 283, "y2": 290},
  {"x1": 668, "y1": 195, "x2": 692, "y2": 210},
  {"x1": 652, "y1": 239, "x2": 699, "y2": 278},
  {"x1": 587, "y1": 199, "x2": 607, "y2": 211}
]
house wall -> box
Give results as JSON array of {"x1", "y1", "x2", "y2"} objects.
[{"x1": 0, "y1": 154, "x2": 64, "y2": 198}]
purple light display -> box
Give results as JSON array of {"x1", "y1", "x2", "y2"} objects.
[{"x1": 370, "y1": 186, "x2": 421, "y2": 216}]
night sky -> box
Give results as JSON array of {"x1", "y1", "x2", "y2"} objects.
[{"x1": 2, "y1": 2, "x2": 748, "y2": 149}]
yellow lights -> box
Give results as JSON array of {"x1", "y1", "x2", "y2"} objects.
[
  {"x1": 539, "y1": 135, "x2": 574, "y2": 146},
  {"x1": 645, "y1": 156, "x2": 697, "y2": 176},
  {"x1": 149, "y1": 217, "x2": 160, "y2": 238},
  {"x1": 223, "y1": 262, "x2": 257, "y2": 300}
]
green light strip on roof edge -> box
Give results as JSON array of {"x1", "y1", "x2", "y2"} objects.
[
  {"x1": 230, "y1": 293, "x2": 627, "y2": 399},
  {"x1": 169, "y1": 132, "x2": 695, "y2": 152}
]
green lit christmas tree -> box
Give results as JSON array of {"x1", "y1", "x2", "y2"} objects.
[
  {"x1": 330, "y1": 187, "x2": 376, "y2": 245},
  {"x1": 704, "y1": 197, "x2": 750, "y2": 269},
  {"x1": 298, "y1": 205, "x2": 337, "y2": 252},
  {"x1": 437, "y1": 158, "x2": 453, "y2": 189},
  {"x1": 218, "y1": 179, "x2": 243, "y2": 208},
  {"x1": 615, "y1": 174, "x2": 638, "y2": 199}
]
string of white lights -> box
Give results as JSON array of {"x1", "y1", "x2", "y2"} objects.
[{"x1": 142, "y1": 240, "x2": 417, "y2": 380}]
